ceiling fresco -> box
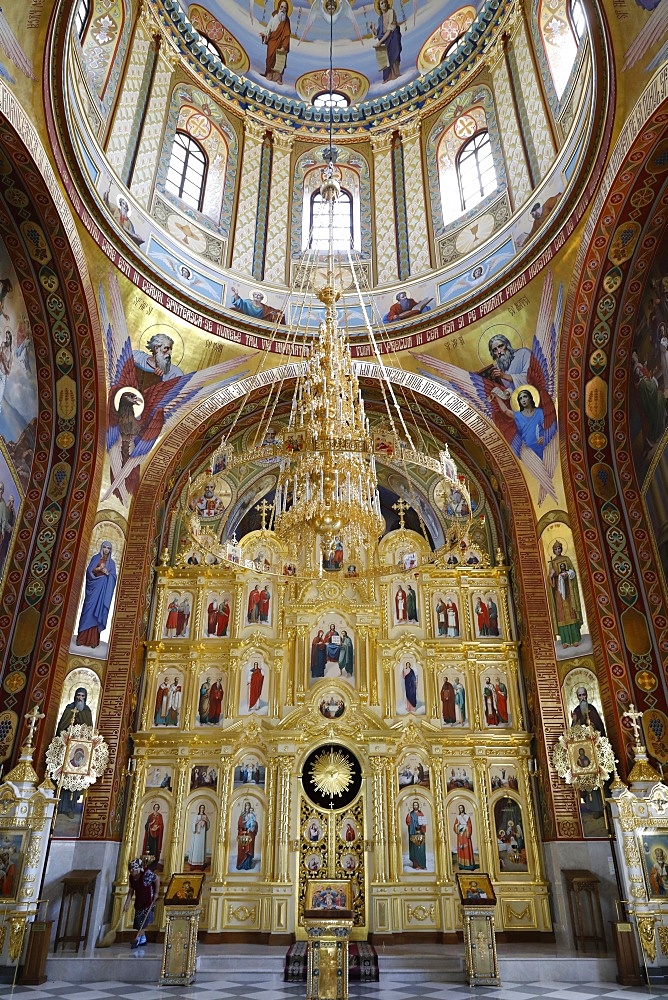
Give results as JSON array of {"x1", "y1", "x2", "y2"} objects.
[{"x1": 188, "y1": 0, "x2": 484, "y2": 101}]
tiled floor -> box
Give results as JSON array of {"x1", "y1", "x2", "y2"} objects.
[{"x1": 2, "y1": 979, "x2": 667, "y2": 999}]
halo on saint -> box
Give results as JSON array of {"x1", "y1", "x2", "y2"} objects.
[
  {"x1": 249, "y1": 287, "x2": 266, "y2": 302},
  {"x1": 116, "y1": 193, "x2": 132, "y2": 213},
  {"x1": 650, "y1": 845, "x2": 668, "y2": 864},
  {"x1": 478, "y1": 323, "x2": 524, "y2": 366},
  {"x1": 114, "y1": 385, "x2": 145, "y2": 418},
  {"x1": 374, "y1": 0, "x2": 394, "y2": 13},
  {"x1": 138, "y1": 323, "x2": 185, "y2": 368},
  {"x1": 510, "y1": 384, "x2": 539, "y2": 412},
  {"x1": 270, "y1": 0, "x2": 293, "y2": 16}
]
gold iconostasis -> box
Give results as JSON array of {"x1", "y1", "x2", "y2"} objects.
[{"x1": 109, "y1": 522, "x2": 551, "y2": 940}]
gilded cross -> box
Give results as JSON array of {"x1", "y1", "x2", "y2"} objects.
[
  {"x1": 255, "y1": 498, "x2": 273, "y2": 531},
  {"x1": 624, "y1": 703, "x2": 644, "y2": 746},
  {"x1": 24, "y1": 704, "x2": 45, "y2": 748},
  {"x1": 392, "y1": 497, "x2": 409, "y2": 529}
]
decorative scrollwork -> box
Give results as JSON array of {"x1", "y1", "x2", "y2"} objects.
[
  {"x1": 45, "y1": 725, "x2": 109, "y2": 792},
  {"x1": 407, "y1": 904, "x2": 434, "y2": 922},
  {"x1": 638, "y1": 916, "x2": 657, "y2": 963},
  {"x1": 552, "y1": 724, "x2": 616, "y2": 791}
]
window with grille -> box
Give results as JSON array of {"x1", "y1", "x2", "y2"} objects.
[
  {"x1": 570, "y1": 0, "x2": 587, "y2": 41},
  {"x1": 310, "y1": 188, "x2": 354, "y2": 252},
  {"x1": 456, "y1": 131, "x2": 496, "y2": 211},
  {"x1": 199, "y1": 34, "x2": 225, "y2": 62},
  {"x1": 74, "y1": 0, "x2": 91, "y2": 40},
  {"x1": 313, "y1": 91, "x2": 349, "y2": 109},
  {"x1": 165, "y1": 131, "x2": 207, "y2": 212}
]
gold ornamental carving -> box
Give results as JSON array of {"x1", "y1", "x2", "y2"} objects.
[
  {"x1": 659, "y1": 926, "x2": 668, "y2": 956},
  {"x1": 8, "y1": 917, "x2": 26, "y2": 962},
  {"x1": 638, "y1": 916, "x2": 657, "y2": 963},
  {"x1": 227, "y1": 904, "x2": 258, "y2": 923},
  {"x1": 623, "y1": 839, "x2": 642, "y2": 867},
  {"x1": 407, "y1": 903, "x2": 435, "y2": 923},
  {"x1": 506, "y1": 904, "x2": 531, "y2": 921},
  {"x1": 552, "y1": 724, "x2": 615, "y2": 791}
]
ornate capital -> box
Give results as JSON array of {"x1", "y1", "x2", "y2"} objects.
[
  {"x1": 272, "y1": 130, "x2": 294, "y2": 153},
  {"x1": 398, "y1": 116, "x2": 421, "y2": 143},
  {"x1": 245, "y1": 116, "x2": 268, "y2": 142},
  {"x1": 370, "y1": 131, "x2": 393, "y2": 154}
]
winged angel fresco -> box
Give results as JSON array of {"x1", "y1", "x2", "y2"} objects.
[
  {"x1": 0, "y1": 8, "x2": 36, "y2": 82},
  {"x1": 102, "y1": 270, "x2": 246, "y2": 504},
  {"x1": 414, "y1": 272, "x2": 563, "y2": 506}
]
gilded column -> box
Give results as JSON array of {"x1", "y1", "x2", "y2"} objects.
[
  {"x1": 275, "y1": 755, "x2": 293, "y2": 883},
  {"x1": 368, "y1": 627, "x2": 379, "y2": 706},
  {"x1": 271, "y1": 656, "x2": 282, "y2": 717},
  {"x1": 488, "y1": 37, "x2": 531, "y2": 211},
  {"x1": 398, "y1": 117, "x2": 430, "y2": 275},
  {"x1": 118, "y1": 756, "x2": 147, "y2": 881},
  {"x1": 296, "y1": 625, "x2": 309, "y2": 702},
  {"x1": 129, "y1": 42, "x2": 179, "y2": 205},
  {"x1": 473, "y1": 755, "x2": 492, "y2": 872},
  {"x1": 357, "y1": 626, "x2": 368, "y2": 699},
  {"x1": 106, "y1": 10, "x2": 152, "y2": 180},
  {"x1": 167, "y1": 756, "x2": 191, "y2": 874},
  {"x1": 213, "y1": 755, "x2": 233, "y2": 879},
  {"x1": 385, "y1": 759, "x2": 400, "y2": 882},
  {"x1": 263, "y1": 130, "x2": 294, "y2": 284},
  {"x1": 232, "y1": 117, "x2": 268, "y2": 276},
  {"x1": 382, "y1": 662, "x2": 393, "y2": 719},
  {"x1": 264, "y1": 759, "x2": 278, "y2": 881},
  {"x1": 285, "y1": 628, "x2": 295, "y2": 706},
  {"x1": 370, "y1": 756, "x2": 388, "y2": 883},
  {"x1": 140, "y1": 654, "x2": 159, "y2": 730},
  {"x1": 432, "y1": 761, "x2": 450, "y2": 882},
  {"x1": 370, "y1": 131, "x2": 399, "y2": 284}
]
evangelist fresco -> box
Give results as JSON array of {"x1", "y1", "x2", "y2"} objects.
[{"x1": 414, "y1": 272, "x2": 562, "y2": 507}]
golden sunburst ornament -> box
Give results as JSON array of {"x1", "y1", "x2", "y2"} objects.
[{"x1": 310, "y1": 748, "x2": 354, "y2": 799}]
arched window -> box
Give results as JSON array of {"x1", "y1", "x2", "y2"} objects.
[
  {"x1": 165, "y1": 131, "x2": 207, "y2": 211},
  {"x1": 310, "y1": 188, "x2": 353, "y2": 252},
  {"x1": 313, "y1": 91, "x2": 349, "y2": 109},
  {"x1": 199, "y1": 33, "x2": 225, "y2": 63},
  {"x1": 457, "y1": 131, "x2": 496, "y2": 211},
  {"x1": 570, "y1": 0, "x2": 587, "y2": 42},
  {"x1": 74, "y1": 0, "x2": 91, "y2": 41}
]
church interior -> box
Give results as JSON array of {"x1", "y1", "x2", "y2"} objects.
[{"x1": 0, "y1": 0, "x2": 667, "y2": 992}]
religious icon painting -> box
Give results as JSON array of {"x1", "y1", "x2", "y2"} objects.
[
  {"x1": 163, "y1": 591, "x2": 193, "y2": 639},
  {"x1": 245, "y1": 580, "x2": 272, "y2": 627},
  {"x1": 448, "y1": 799, "x2": 480, "y2": 873},
  {"x1": 305, "y1": 851, "x2": 324, "y2": 874},
  {"x1": 494, "y1": 796, "x2": 528, "y2": 872},
  {"x1": 489, "y1": 765, "x2": 518, "y2": 791},
  {"x1": 446, "y1": 765, "x2": 474, "y2": 793},
  {"x1": 439, "y1": 671, "x2": 467, "y2": 727},
  {"x1": 203, "y1": 592, "x2": 232, "y2": 638},
  {"x1": 305, "y1": 817, "x2": 324, "y2": 844},
  {"x1": 146, "y1": 765, "x2": 173, "y2": 792},
  {"x1": 196, "y1": 669, "x2": 225, "y2": 726},
  {"x1": 472, "y1": 592, "x2": 502, "y2": 638},
  {"x1": 184, "y1": 798, "x2": 216, "y2": 872},
  {"x1": 239, "y1": 656, "x2": 269, "y2": 715},
  {"x1": 0, "y1": 833, "x2": 25, "y2": 901},
  {"x1": 641, "y1": 834, "x2": 668, "y2": 898},
  {"x1": 139, "y1": 798, "x2": 169, "y2": 872},
  {"x1": 398, "y1": 753, "x2": 430, "y2": 790},
  {"x1": 234, "y1": 757, "x2": 266, "y2": 788},
  {"x1": 319, "y1": 694, "x2": 346, "y2": 719},
  {"x1": 153, "y1": 671, "x2": 184, "y2": 728},
  {"x1": 322, "y1": 535, "x2": 344, "y2": 572},
  {"x1": 393, "y1": 581, "x2": 420, "y2": 625},
  {"x1": 434, "y1": 593, "x2": 460, "y2": 638},
  {"x1": 341, "y1": 852, "x2": 358, "y2": 874},
  {"x1": 309, "y1": 619, "x2": 354, "y2": 684},
  {"x1": 190, "y1": 765, "x2": 218, "y2": 791},
  {"x1": 70, "y1": 528, "x2": 121, "y2": 658},
  {"x1": 396, "y1": 659, "x2": 425, "y2": 715},
  {"x1": 339, "y1": 816, "x2": 358, "y2": 844},
  {"x1": 229, "y1": 797, "x2": 262, "y2": 874},
  {"x1": 56, "y1": 667, "x2": 101, "y2": 735},
  {"x1": 481, "y1": 671, "x2": 511, "y2": 727},
  {"x1": 401, "y1": 795, "x2": 435, "y2": 873}
]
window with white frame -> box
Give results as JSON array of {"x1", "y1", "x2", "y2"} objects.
[
  {"x1": 457, "y1": 131, "x2": 496, "y2": 211},
  {"x1": 165, "y1": 131, "x2": 207, "y2": 211},
  {"x1": 309, "y1": 188, "x2": 354, "y2": 253}
]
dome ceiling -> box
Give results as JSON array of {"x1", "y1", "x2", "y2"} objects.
[{"x1": 189, "y1": 0, "x2": 484, "y2": 103}]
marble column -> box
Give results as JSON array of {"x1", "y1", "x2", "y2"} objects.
[
  {"x1": 398, "y1": 117, "x2": 431, "y2": 275},
  {"x1": 263, "y1": 130, "x2": 294, "y2": 284},
  {"x1": 232, "y1": 117, "x2": 268, "y2": 276},
  {"x1": 370, "y1": 131, "x2": 399, "y2": 285}
]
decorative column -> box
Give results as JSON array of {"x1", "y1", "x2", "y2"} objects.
[
  {"x1": 510, "y1": 11, "x2": 556, "y2": 182},
  {"x1": 106, "y1": 7, "x2": 152, "y2": 179},
  {"x1": 264, "y1": 759, "x2": 278, "y2": 881},
  {"x1": 398, "y1": 117, "x2": 431, "y2": 275},
  {"x1": 432, "y1": 760, "x2": 450, "y2": 882},
  {"x1": 296, "y1": 625, "x2": 309, "y2": 703},
  {"x1": 487, "y1": 37, "x2": 532, "y2": 211},
  {"x1": 275, "y1": 755, "x2": 293, "y2": 883},
  {"x1": 232, "y1": 117, "x2": 268, "y2": 276},
  {"x1": 167, "y1": 755, "x2": 190, "y2": 874},
  {"x1": 369, "y1": 756, "x2": 388, "y2": 883},
  {"x1": 370, "y1": 131, "x2": 399, "y2": 285},
  {"x1": 368, "y1": 627, "x2": 379, "y2": 706},
  {"x1": 473, "y1": 755, "x2": 492, "y2": 872},
  {"x1": 263, "y1": 130, "x2": 294, "y2": 284},
  {"x1": 357, "y1": 626, "x2": 368, "y2": 699},
  {"x1": 117, "y1": 756, "x2": 147, "y2": 881},
  {"x1": 129, "y1": 40, "x2": 179, "y2": 205},
  {"x1": 212, "y1": 755, "x2": 233, "y2": 879},
  {"x1": 271, "y1": 655, "x2": 282, "y2": 717}
]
